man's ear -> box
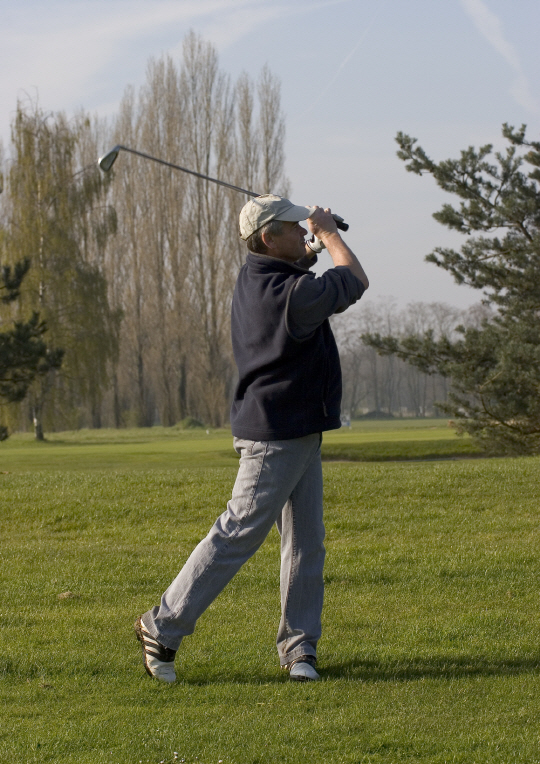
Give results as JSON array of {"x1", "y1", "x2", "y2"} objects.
[{"x1": 260, "y1": 229, "x2": 275, "y2": 251}]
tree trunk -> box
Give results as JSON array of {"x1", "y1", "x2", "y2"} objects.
[
  {"x1": 178, "y1": 358, "x2": 187, "y2": 421},
  {"x1": 33, "y1": 404, "x2": 45, "y2": 441},
  {"x1": 113, "y1": 373, "x2": 122, "y2": 428},
  {"x1": 91, "y1": 400, "x2": 102, "y2": 429}
]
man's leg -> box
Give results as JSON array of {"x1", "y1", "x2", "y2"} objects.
[
  {"x1": 140, "y1": 434, "x2": 322, "y2": 655},
  {"x1": 276, "y1": 435, "x2": 325, "y2": 667}
]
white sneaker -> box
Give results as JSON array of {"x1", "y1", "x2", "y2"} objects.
[
  {"x1": 287, "y1": 656, "x2": 320, "y2": 682},
  {"x1": 134, "y1": 616, "x2": 177, "y2": 683}
]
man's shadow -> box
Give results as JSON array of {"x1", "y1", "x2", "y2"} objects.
[
  {"x1": 172, "y1": 654, "x2": 540, "y2": 685},
  {"x1": 321, "y1": 654, "x2": 540, "y2": 682}
]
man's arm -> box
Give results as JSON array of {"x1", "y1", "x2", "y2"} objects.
[{"x1": 307, "y1": 207, "x2": 369, "y2": 289}]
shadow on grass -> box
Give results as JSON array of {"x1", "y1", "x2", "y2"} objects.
[
  {"x1": 27, "y1": 438, "x2": 153, "y2": 447},
  {"x1": 214, "y1": 440, "x2": 490, "y2": 464},
  {"x1": 321, "y1": 654, "x2": 540, "y2": 682},
  {"x1": 141, "y1": 655, "x2": 540, "y2": 687},
  {"x1": 321, "y1": 440, "x2": 485, "y2": 462},
  {"x1": 4, "y1": 657, "x2": 538, "y2": 687}
]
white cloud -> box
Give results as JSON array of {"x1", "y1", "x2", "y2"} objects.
[
  {"x1": 459, "y1": 0, "x2": 539, "y2": 114},
  {"x1": 0, "y1": 0, "x2": 350, "y2": 146},
  {"x1": 171, "y1": 0, "x2": 350, "y2": 52}
]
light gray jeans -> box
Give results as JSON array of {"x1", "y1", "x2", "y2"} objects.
[{"x1": 142, "y1": 432, "x2": 325, "y2": 666}]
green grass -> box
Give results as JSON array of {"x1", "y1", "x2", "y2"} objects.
[
  {"x1": 1, "y1": 423, "x2": 539, "y2": 763},
  {"x1": 1, "y1": 419, "x2": 481, "y2": 471}
]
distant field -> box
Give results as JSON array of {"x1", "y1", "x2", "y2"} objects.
[
  {"x1": 0, "y1": 418, "x2": 481, "y2": 471},
  {"x1": 1, "y1": 423, "x2": 538, "y2": 763},
  {"x1": 322, "y1": 419, "x2": 481, "y2": 461}
]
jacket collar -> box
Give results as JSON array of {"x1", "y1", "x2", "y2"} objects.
[{"x1": 246, "y1": 252, "x2": 312, "y2": 274}]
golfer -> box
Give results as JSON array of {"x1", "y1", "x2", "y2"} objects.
[{"x1": 135, "y1": 195, "x2": 368, "y2": 682}]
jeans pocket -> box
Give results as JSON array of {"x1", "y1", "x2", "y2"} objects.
[{"x1": 233, "y1": 437, "x2": 255, "y2": 456}]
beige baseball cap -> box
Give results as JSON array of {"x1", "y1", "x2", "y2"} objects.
[{"x1": 239, "y1": 194, "x2": 314, "y2": 240}]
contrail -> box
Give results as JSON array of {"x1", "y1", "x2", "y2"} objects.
[
  {"x1": 460, "y1": 0, "x2": 539, "y2": 114},
  {"x1": 302, "y1": 3, "x2": 386, "y2": 117}
]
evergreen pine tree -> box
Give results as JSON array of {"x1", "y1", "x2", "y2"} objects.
[
  {"x1": 363, "y1": 125, "x2": 540, "y2": 454},
  {"x1": 0, "y1": 259, "x2": 62, "y2": 439}
]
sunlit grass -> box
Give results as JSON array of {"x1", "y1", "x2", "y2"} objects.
[{"x1": 1, "y1": 425, "x2": 538, "y2": 762}]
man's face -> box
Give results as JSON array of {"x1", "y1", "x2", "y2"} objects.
[{"x1": 269, "y1": 220, "x2": 307, "y2": 262}]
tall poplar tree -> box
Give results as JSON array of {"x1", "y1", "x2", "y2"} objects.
[{"x1": 108, "y1": 34, "x2": 288, "y2": 428}]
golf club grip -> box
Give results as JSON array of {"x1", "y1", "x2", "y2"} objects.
[{"x1": 333, "y1": 215, "x2": 349, "y2": 232}]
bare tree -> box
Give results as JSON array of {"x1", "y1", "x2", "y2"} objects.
[
  {"x1": 110, "y1": 89, "x2": 154, "y2": 426},
  {"x1": 137, "y1": 57, "x2": 190, "y2": 426},
  {"x1": 258, "y1": 65, "x2": 288, "y2": 195},
  {"x1": 101, "y1": 34, "x2": 289, "y2": 428},
  {"x1": 334, "y1": 299, "x2": 469, "y2": 418}
]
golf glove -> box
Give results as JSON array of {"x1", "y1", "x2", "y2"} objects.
[{"x1": 306, "y1": 235, "x2": 326, "y2": 254}]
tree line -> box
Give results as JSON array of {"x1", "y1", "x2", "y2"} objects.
[
  {"x1": 1, "y1": 33, "x2": 539, "y2": 455},
  {"x1": 0, "y1": 32, "x2": 288, "y2": 436},
  {"x1": 333, "y1": 298, "x2": 489, "y2": 420}
]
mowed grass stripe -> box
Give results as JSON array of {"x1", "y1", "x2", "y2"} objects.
[{"x1": 1, "y1": 419, "x2": 479, "y2": 471}]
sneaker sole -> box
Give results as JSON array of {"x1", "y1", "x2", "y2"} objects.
[{"x1": 134, "y1": 616, "x2": 153, "y2": 678}]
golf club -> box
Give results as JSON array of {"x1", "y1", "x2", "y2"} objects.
[{"x1": 97, "y1": 144, "x2": 349, "y2": 232}]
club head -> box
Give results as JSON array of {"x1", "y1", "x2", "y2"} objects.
[{"x1": 98, "y1": 146, "x2": 121, "y2": 172}]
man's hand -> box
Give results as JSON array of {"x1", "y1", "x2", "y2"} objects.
[
  {"x1": 307, "y1": 207, "x2": 339, "y2": 242},
  {"x1": 307, "y1": 205, "x2": 369, "y2": 289}
]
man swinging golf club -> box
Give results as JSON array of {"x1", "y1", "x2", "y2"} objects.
[{"x1": 135, "y1": 194, "x2": 369, "y2": 682}]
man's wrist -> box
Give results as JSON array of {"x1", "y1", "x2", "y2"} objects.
[{"x1": 319, "y1": 230, "x2": 342, "y2": 247}]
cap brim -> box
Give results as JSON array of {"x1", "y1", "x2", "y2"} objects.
[{"x1": 274, "y1": 204, "x2": 314, "y2": 223}]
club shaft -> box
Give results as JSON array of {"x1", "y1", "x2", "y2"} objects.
[
  {"x1": 100, "y1": 144, "x2": 349, "y2": 231},
  {"x1": 115, "y1": 145, "x2": 259, "y2": 197}
]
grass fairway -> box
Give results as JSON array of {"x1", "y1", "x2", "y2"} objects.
[
  {"x1": 1, "y1": 423, "x2": 539, "y2": 763},
  {"x1": 1, "y1": 419, "x2": 481, "y2": 472}
]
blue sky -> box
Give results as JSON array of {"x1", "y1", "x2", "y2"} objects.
[{"x1": 2, "y1": 0, "x2": 539, "y2": 308}]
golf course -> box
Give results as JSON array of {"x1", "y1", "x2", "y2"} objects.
[{"x1": 1, "y1": 419, "x2": 539, "y2": 763}]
